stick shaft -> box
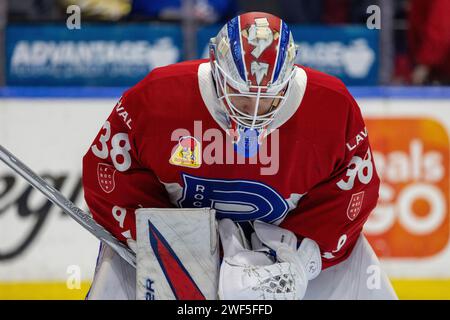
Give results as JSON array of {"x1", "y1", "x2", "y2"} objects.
[{"x1": 0, "y1": 144, "x2": 136, "y2": 268}]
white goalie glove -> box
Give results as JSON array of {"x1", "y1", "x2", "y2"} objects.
[{"x1": 218, "y1": 219, "x2": 322, "y2": 300}]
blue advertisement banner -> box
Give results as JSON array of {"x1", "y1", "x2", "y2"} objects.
[
  {"x1": 6, "y1": 23, "x2": 378, "y2": 86},
  {"x1": 197, "y1": 25, "x2": 379, "y2": 86},
  {"x1": 6, "y1": 24, "x2": 183, "y2": 86}
]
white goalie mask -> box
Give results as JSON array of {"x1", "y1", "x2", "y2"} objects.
[{"x1": 209, "y1": 12, "x2": 298, "y2": 130}]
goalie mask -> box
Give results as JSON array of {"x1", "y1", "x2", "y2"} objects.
[{"x1": 209, "y1": 12, "x2": 298, "y2": 130}]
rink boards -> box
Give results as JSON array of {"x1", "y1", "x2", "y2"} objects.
[{"x1": 0, "y1": 87, "x2": 449, "y2": 299}]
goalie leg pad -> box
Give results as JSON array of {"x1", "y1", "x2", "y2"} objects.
[{"x1": 135, "y1": 208, "x2": 219, "y2": 300}]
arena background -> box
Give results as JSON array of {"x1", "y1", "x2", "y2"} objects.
[{"x1": 0, "y1": 0, "x2": 450, "y2": 299}]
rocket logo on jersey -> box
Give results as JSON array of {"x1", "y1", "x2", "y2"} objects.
[
  {"x1": 178, "y1": 173, "x2": 289, "y2": 223},
  {"x1": 169, "y1": 136, "x2": 202, "y2": 168},
  {"x1": 97, "y1": 163, "x2": 116, "y2": 193}
]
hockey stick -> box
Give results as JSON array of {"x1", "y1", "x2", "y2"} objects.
[{"x1": 0, "y1": 144, "x2": 136, "y2": 268}]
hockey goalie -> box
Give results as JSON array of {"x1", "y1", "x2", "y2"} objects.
[{"x1": 82, "y1": 11, "x2": 397, "y2": 300}]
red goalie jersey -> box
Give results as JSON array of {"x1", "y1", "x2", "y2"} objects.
[{"x1": 82, "y1": 59, "x2": 380, "y2": 269}]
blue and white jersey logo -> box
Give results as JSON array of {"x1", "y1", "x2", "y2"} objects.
[{"x1": 177, "y1": 173, "x2": 289, "y2": 223}]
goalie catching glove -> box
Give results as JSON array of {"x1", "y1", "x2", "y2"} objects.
[{"x1": 218, "y1": 219, "x2": 322, "y2": 300}]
